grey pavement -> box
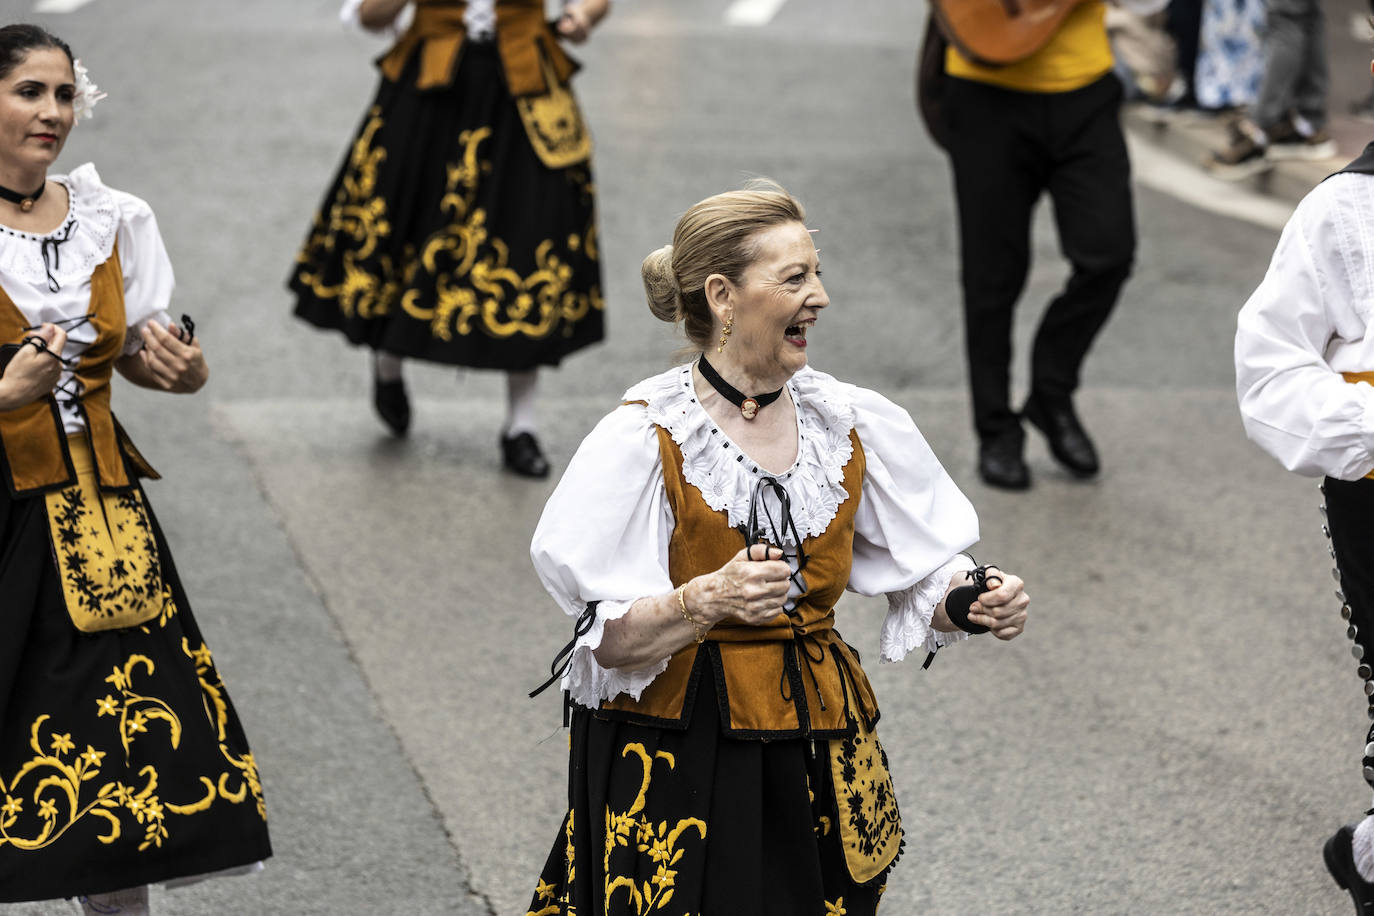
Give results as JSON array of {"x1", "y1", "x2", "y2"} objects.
[{"x1": 1, "y1": 0, "x2": 1370, "y2": 914}]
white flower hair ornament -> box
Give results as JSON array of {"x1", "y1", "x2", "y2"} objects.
[{"x1": 71, "y1": 59, "x2": 106, "y2": 120}]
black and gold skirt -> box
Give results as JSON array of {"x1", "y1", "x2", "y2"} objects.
[
  {"x1": 0, "y1": 440, "x2": 271, "y2": 902},
  {"x1": 289, "y1": 41, "x2": 604, "y2": 371},
  {"x1": 526, "y1": 673, "x2": 897, "y2": 916}
]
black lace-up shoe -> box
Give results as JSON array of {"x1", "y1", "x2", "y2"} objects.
[
  {"x1": 978, "y1": 434, "x2": 1030, "y2": 490},
  {"x1": 1325, "y1": 825, "x2": 1374, "y2": 913},
  {"x1": 1022, "y1": 392, "x2": 1099, "y2": 478},
  {"x1": 373, "y1": 378, "x2": 410, "y2": 437},
  {"x1": 501, "y1": 431, "x2": 551, "y2": 479}
]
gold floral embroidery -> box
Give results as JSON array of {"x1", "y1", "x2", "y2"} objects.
[
  {"x1": 294, "y1": 108, "x2": 407, "y2": 322},
  {"x1": 44, "y1": 476, "x2": 171, "y2": 633},
  {"x1": 825, "y1": 899, "x2": 848, "y2": 915},
  {"x1": 604, "y1": 743, "x2": 706, "y2": 914},
  {"x1": 0, "y1": 645, "x2": 267, "y2": 856},
  {"x1": 829, "y1": 721, "x2": 903, "y2": 885},
  {"x1": 294, "y1": 106, "x2": 601, "y2": 346}
]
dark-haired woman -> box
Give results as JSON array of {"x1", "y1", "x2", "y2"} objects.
[
  {"x1": 289, "y1": 0, "x2": 608, "y2": 478},
  {"x1": 0, "y1": 25, "x2": 270, "y2": 914},
  {"x1": 526, "y1": 183, "x2": 1028, "y2": 914}
]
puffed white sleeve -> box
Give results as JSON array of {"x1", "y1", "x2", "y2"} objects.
[
  {"x1": 1235, "y1": 182, "x2": 1374, "y2": 481},
  {"x1": 844, "y1": 387, "x2": 981, "y2": 662},
  {"x1": 111, "y1": 189, "x2": 173, "y2": 356},
  {"x1": 530, "y1": 404, "x2": 677, "y2": 707}
]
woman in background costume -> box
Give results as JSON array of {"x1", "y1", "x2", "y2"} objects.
[{"x1": 289, "y1": 0, "x2": 608, "y2": 478}]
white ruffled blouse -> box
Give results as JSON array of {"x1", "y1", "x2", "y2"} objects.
[
  {"x1": 531, "y1": 363, "x2": 982, "y2": 708},
  {"x1": 1236, "y1": 171, "x2": 1374, "y2": 480},
  {"x1": 0, "y1": 163, "x2": 173, "y2": 434}
]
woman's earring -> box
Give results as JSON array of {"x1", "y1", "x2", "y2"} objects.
[{"x1": 717, "y1": 318, "x2": 733, "y2": 353}]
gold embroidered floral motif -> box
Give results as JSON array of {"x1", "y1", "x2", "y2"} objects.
[
  {"x1": 44, "y1": 474, "x2": 171, "y2": 633},
  {"x1": 0, "y1": 646, "x2": 267, "y2": 855},
  {"x1": 603, "y1": 743, "x2": 706, "y2": 914},
  {"x1": 829, "y1": 720, "x2": 903, "y2": 885}
]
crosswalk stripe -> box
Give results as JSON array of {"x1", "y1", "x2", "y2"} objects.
[{"x1": 724, "y1": 0, "x2": 788, "y2": 27}]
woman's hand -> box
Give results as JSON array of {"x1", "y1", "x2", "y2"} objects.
[
  {"x1": 0, "y1": 323, "x2": 67, "y2": 411},
  {"x1": 688, "y1": 545, "x2": 792, "y2": 627},
  {"x1": 119, "y1": 320, "x2": 208, "y2": 393},
  {"x1": 966, "y1": 567, "x2": 1028, "y2": 640},
  {"x1": 557, "y1": 0, "x2": 610, "y2": 43}
]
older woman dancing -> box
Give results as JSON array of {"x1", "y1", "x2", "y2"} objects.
[
  {"x1": 0, "y1": 25, "x2": 270, "y2": 914},
  {"x1": 526, "y1": 183, "x2": 1028, "y2": 914}
]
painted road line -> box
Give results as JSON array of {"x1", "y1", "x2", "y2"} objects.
[
  {"x1": 1127, "y1": 134, "x2": 1292, "y2": 232},
  {"x1": 725, "y1": 0, "x2": 788, "y2": 27},
  {"x1": 34, "y1": 0, "x2": 97, "y2": 12}
]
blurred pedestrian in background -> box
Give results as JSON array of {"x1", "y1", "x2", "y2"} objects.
[
  {"x1": 1208, "y1": 0, "x2": 1336, "y2": 178},
  {"x1": 931, "y1": 0, "x2": 1135, "y2": 489},
  {"x1": 289, "y1": 0, "x2": 609, "y2": 479},
  {"x1": 1195, "y1": 0, "x2": 1266, "y2": 113},
  {"x1": 1235, "y1": 54, "x2": 1374, "y2": 908},
  {"x1": 0, "y1": 24, "x2": 270, "y2": 915}
]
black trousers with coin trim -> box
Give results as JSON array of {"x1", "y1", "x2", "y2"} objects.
[{"x1": 1323, "y1": 476, "x2": 1374, "y2": 804}]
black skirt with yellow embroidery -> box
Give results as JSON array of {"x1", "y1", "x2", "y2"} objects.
[
  {"x1": 0, "y1": 470, "x2": 271, "y2": 901},
  {"x1": 527, "y1": 671, "x2": 895, "y2": 916},
  {"x1": 289, "y1": 41, "x2": 604, "y2": 371}
]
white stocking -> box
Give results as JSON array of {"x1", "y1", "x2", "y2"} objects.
[
  {"x1": 374, "y1": 351, "x2": 404, "y2": 383},
  {"x1": 1354, "y1": 813, "x2": 1374, "y2": 883},
  {"x1": 504, "y1": 369, "x2": 539, "y2": 437}
]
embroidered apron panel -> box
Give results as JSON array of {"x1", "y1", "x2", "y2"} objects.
[
  {"x1": 514, "y1": 48, "x2": 592, "y2": 169},
  {"x1": 829, "y1": 715, "x2": 903, "y2": 884},
  {"x1": 43, "y1": 437, "x2": 168, "y2": 632}
]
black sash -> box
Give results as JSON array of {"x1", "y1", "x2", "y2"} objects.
[{"x1": 1333, "y1": 141, "x2": 1374, "y2": 179}]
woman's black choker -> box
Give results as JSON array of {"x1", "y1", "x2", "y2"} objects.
[
  {"x1": 0, "y1": 179, "x2": 44, "y2": 213},
  {"x1": 697, "y1": 355, "x2": 783, "y2": 421}
]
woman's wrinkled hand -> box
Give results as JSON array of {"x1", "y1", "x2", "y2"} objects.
[
  {"x1": 556, "y1": 0, "x2": 609, "y2": 43},
  {"x1": 687, "y1": 545, "x2": 792, "y2": 627},
  {"x1": 967, "y1": 567, "x2": 1028, "y2": 640},
  {"x1": 0, "y1": 323, "x2": 67, "y2": 410},
  {"x1": 135, "y1": 320, "x2": 208, "y2": 393}
]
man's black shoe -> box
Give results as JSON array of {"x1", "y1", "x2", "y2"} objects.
[
  {"x1": 1022, "y1": 393, "x2": 1099, "y2": 477},
  {"x1": 373, "y1": 378, "x2": 410, "y2": 438},
  {"x1": 501, "y1": 431, "x2": 551, "y2": 479},
  {"x1": 1324, "y1": 824, "x2": 1374, "y2": 912},
  {"x1": 978, "y1": 437, "x2": 1030, "y2": 490}
]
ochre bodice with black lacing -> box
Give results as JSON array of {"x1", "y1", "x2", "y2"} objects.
[{"x1": 599, "y1": 424, "x2": 880, "y2": 739}]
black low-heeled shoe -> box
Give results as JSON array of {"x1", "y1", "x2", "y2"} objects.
[
  {"x1": 373, "y1": 378, "x2": 410, "y2": 438},
  {"x1": 501, "y1": 431, "x2": 551, "y2": 479},
  {"x1": 1022, "y1": 392, "x2": 1099, "y2": 478},
  {"x1": 978, "y1": 434, "x2": 1030, "y2": 491},
  {"x1": 1324, "y1": 824, "x2": 1374, "y2": 912}
]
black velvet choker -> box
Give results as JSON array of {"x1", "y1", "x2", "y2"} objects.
[
  {"x1": 697, "y1": 355, "x2": 783, "y2": 421},
  {"x1": 0, "y1": 179, "x2": 44, "y2": 212}
]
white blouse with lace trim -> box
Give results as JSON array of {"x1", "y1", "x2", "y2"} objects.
[
  {"x1": 0, "y1": 163, "x2": 174, "y2": 434},
  {"x1": 531, "y1": 363, "x2": 981, "y2": 708}
]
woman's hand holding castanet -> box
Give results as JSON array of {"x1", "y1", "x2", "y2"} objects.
[
  {"x1": 0, "y1": 323, "x2": 67, "y2": 411},
  {"x1": 964, "y1": 566, "x2": 1028, "y2": 640},
  {"x1": 683, "y1": 544, "x2": 792, "y2": 628}
]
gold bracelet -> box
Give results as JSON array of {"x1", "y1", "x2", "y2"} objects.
[{"x1": 677, "y1": 583, "x2": 707, "y2": 644}]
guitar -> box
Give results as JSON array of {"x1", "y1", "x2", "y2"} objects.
[{"x1": 930, "y1": 0, "x2": 1094, "y2": 67}]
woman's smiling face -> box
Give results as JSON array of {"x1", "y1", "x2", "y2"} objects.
[
  {"x1": 0, "y1": 47, "x2": 75, "y2": 180},
  {"x1": 721, "y1": 220, "x2": 829, "y2": 385}
]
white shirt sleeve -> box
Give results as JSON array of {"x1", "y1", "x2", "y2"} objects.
[
  {"x1": 530, "y1": 404, "x2": 676, "y2": 706},
  {"x1": 844, "y1": 387, "x2": 982, "y2": 662},
  {"x1": 111, "y1": 190, "x2": 174, "y2": 356},
  {"x1": 1235, "y1": 180, "x2": 1374, "y2": 481}
]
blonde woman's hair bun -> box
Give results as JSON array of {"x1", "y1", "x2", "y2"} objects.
[{"x1": 642, "y1": 244, "x2": 680, "y2": 323}]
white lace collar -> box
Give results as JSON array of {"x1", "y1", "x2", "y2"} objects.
[
  {"x1": 0, "y1": 163, "x2": 119, "y2": 289},
  {"x1": 624, "y1": 363, "x2": 858, "y2": 539}
]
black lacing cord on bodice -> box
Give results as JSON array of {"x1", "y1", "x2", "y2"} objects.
[{"x1": 39, "y1": 218, "x2": 78, "y2": 292}]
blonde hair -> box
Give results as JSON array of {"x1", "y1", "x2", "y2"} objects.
[{"x1": 642, "y1": 180, "x2": 806, "y2": 352}]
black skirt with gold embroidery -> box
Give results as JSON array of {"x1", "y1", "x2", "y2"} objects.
[
  {"x1": 0, "y1": 472, "x2": 271, "y2": 901},
  {"x1": 289, "y1": 41, "x2": 604, "y2": 371},
  {"x1": 526, "y1": 671, "x2": 896, "y2": 916}
]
